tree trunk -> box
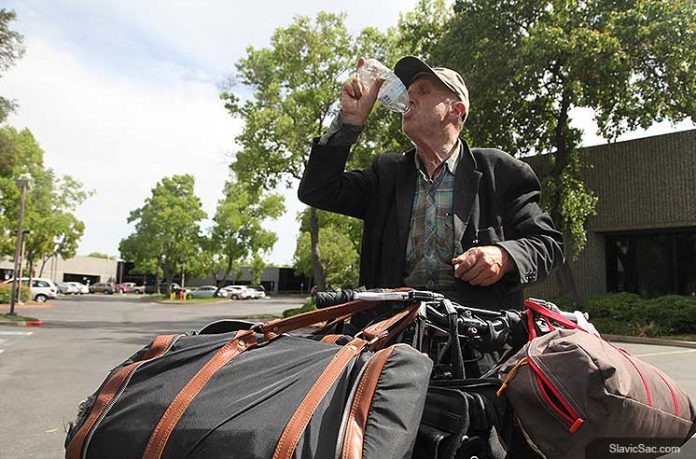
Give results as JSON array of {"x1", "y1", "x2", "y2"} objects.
[
  {"x1": 308, "y1": 206, "x2": 326, "y2": 290},
  {"x1": 555, "y1": 262, "x2": 580, "y2": 305},
  {"x1": 551, "y1": 87, "x2": 580, "y2": 304}
]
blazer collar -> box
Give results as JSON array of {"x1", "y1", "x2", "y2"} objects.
[
  {"x1": 453, "y1": 139, "x2": 482, "y2": 244},
  {"x1": 396, "y1": 149, "x2": 418, "y2": 254}
]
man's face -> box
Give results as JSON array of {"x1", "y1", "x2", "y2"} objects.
[{"x1": 402, "y1": 74, "x2": 459, "y2": 139}]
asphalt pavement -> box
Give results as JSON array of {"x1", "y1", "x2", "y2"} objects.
[{"x1": 1, "y1": 294, "x2": 696, "y2": 458}]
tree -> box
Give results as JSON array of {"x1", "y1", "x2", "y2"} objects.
[
  {"x1": 23, "y1": 171, "x2": 90, "y2": 281},
  {"x1": 201, "y1": 179, "x2": 284, "y2": 289},
  {"x1": 119, "y1": 175, "x2": 206, "y2": 294},
  {"x1": 0, "y1": 127, "x2": 90, "y2": 281},
  {"x1": 294, "y1": 226, "x2": 360, "y2": 289},
  {"x1": 222, "y1": 12, "x2": 406, "y2": 290},
  {"x1": 433, "y1": 0, "x2": 695, "y2": 300},
  {"x1": 0, "y1": 9, "x2": 24, "y2": 123}
]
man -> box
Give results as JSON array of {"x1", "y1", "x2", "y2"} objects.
[{"x1": 298, "y1": 56, "x2": 563, "y2": 310}]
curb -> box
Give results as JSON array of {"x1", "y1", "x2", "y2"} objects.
[
  {"x1": 604, "y1": 334, "x2": 696, "y2": 349},
  {"x1": 0, "y1": 320, "x2": 45, "y2": 327}
]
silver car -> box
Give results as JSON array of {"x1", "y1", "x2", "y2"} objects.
[{"x1": 190, "y1": 285, "x2": 222, "y2": 298}]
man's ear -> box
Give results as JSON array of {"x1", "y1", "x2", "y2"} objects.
[{"x1": 451, "y1": 101, "x2": 466, "y2": 120}]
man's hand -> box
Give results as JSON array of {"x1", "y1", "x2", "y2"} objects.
[
  {"x1": 452, "y1": 246, "x2": 514, "y2": 287},
  {"x1": 340, "y1": 58, "x2": 383, "y2": 126}
]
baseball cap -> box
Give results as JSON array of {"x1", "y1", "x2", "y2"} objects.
[{"x1": 394, "y1": 55, "x2": 470, "y2": 121}]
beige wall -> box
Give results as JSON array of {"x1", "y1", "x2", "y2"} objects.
[
  {"x1": 525, "y1": 129, "x2": 696, "y2": 301},
  {"x1": 0, "y1": 255, "x2": 118, "y2": 283}
]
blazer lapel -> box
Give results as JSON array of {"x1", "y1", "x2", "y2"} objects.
[
  {"x1": 453, "y1": 141, "x2": 482, "y2": 247},
  {"x1": 396, "y1": 151, "x2": 417, "y2": 258}
]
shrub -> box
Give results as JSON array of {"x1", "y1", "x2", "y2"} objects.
[
  {"x1": 0, "y1": 284, "x2": 30, "y2": 304},
  {"x1": 282, "y1": 299, "x2": 317, "y2": 318},
  {"x1": 576, "y1": 293, "x2": 696, "y2": 337}
]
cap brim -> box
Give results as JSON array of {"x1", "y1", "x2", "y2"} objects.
[{"x1": 394, "y1": 56, "x2": 436, "y2": 88}]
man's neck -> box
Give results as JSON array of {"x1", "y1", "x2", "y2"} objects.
[{"x1": 414, "y1": 135, "x2": 460, "y2": 179}]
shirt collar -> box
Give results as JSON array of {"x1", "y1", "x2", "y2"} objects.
[{"x1": 414, "y1": 140, "x2": 462, "y2": 178}]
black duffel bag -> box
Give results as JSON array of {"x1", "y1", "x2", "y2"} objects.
[{"x1": 65, "y1": 298, "x2": 432, "y2": 459}]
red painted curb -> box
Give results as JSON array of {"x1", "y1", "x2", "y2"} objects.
[{"x1": 25, "y1": 321, "x2": 45, "y2": 327}]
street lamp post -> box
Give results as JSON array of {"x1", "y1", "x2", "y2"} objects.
[{"x1": 10, "y1": 178, "x2": 30, "y2": 316}]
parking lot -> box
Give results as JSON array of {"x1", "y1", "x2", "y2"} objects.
[{"x1": 1, "y1": 294, "x2": 695, "y2": 458}]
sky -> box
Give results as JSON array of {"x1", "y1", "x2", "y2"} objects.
[{"x1": 1, "y1": 0, "x2": 694, "y2": 266}]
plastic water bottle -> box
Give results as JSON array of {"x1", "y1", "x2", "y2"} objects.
[{"x1": 357, "y1": 58, "x2": 411, "y2": 114}]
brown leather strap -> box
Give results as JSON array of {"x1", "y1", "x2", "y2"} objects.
[
  {"x1": 261, "y1": 287, "x2": 414, "y2": 339},
  {"x1": 361, "y1": 303, "x2": 419, "y2": 343},
  {"x1": 369, "y1": 305, "x2": 420, "y2": 350},
  {"x1": 273, "y1": 338, "x2": 367, "y2": 459},
  {"x1": 143, "y1": 330, "x2": 257, "y2": 459},
  {"x1": 341, "y1": 346, "x2": 396, "y2": 459},
  {"x1": 262, "y1": 300, "x2": 374, "y2": 339},
  {"x1": 65, "y1": 334, "x2": 180, "y2": 459},
  {"x1": 320, "y1": 334, "x2": 344, "y2": 344}
]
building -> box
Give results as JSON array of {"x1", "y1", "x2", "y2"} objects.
[
  {"x1": 526, "y1": 129, "x2": 696, "y2": 301},
  {"x1": 166, "y1": 266, "x2": 312, "y2": 294},
  {"x1": 0, "y1": 255, "x2": 119, "y2": 285}
]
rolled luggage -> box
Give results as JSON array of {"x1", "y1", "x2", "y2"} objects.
[
  {"x1": 498, "y1": 299, "x2": 696, "y2": 459},
  {"x1": 65, "y1": 298, "x2": 432, "y2": 459}
]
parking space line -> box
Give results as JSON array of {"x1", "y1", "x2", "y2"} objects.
[{"x1": 635, "y1": 349, "x2": 696, "y2": 358}]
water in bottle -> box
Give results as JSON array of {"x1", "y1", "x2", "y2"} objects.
[{"x1": 357, "y1": 58, "x2": 411, "y2": 114}]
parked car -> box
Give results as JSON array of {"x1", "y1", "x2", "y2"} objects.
[
  {"x1": 56, "y1": 281, "x2": 78, "y2": 295},
  {"x1": 117, "y1": 282, "x2": 144, "y2": 294},
  {"x1": 2, "y1": 277, "x2": 58, "y2": 303},
  {"x1": 221, "y1": 285, "x2": 252, "y2": 300},
  {"x1": 144, "y1": 282, "x2": 189, "y2": 295},
  {"x1": 189, "y1": 285, "x2": 224, "y2": 298},
  {"x1": 89, "y1": 282, "x2": 116, "y2": 294},
  {"x1": 68, "y1": 282, "x2": 90, "y2": 295},
  {"x1": 246, "y1": 285, "x2": 267, "y2": 299}
]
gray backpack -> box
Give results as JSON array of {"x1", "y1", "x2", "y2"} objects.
[{"x1": 499, "y1": 299, "x2": 696, "y2": 459}]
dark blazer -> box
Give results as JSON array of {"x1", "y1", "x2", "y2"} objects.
[{"x1": 298, "y1": 139, "x2": 564, "y2": 310}]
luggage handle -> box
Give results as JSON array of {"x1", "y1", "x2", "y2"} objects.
[
  {"x1": 258, "y1": 288, "x2": 415, "y2": 340},
  {"x1": 524, "y1": 299, "x2": 587, "y2": 340},
  {"x1": 359, "y1": 302, "x2": 420, "y2": 349}
]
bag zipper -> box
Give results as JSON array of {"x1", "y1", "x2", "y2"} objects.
[
  {"x1": 81, "y1": 335, "x2": 182, "y2": 459},
  {"x1": 613, "y1": 345, "x2": 653, "y2": 407},
  {"x1": 526, "y1": 358, "x2": 584, "y2": 434}
]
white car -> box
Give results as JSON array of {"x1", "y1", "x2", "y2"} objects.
[
  {"x1": 3, "y1": 277, "x2": 58, "y2": 303},
  {"x1": 221, "y1": 285, "x2": 252, "y2": 300},
  {"x1": 245, "y1": 285, "x2": 267, "y2": 299},
  {"x1": 68, "y1": 282, "x2": 90, "y2": 295}
]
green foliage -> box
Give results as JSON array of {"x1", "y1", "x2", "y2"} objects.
[
  {"x1": 434, "y1": 0, "x2": 695, "y2": 256},
  {"x1": 541, "y1": 156, "x2": 598, "y2": 257},
  {"x1": 294, "y1": 226, "x2": 360, "y2": 290},
  {"x1": 190, "y1": 178, "x2": 284, "y2": 285},
  {"x1": 119, "y1": 175, "x2": 206, "y2": 290},
  {"x1": 0, "y1": 283, "x2": 29, "y2": 303},
  {"x1": 0, "y1": 127, "x2": 91, "y2": 275},
  {"x1": 0, "y1": 9, "x2": 24, "y2": 122},
  {"x1": 396, "y1": 0, "x2": 451, "y2": 61},
  {"x1": 579, "y1": 293, "x2": 696, "y2": 336},
  {"x1": 282, "y1": 298, "x2": 317, "y2": 318}
]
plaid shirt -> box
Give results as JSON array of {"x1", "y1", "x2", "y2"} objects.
[{"x1": 403, "y1": 145, "x2": 461, "y2": 290}]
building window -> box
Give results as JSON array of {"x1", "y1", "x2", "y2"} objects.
[{"x1": 605, "y1": 228, "x2": 696, "y2": 296}]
